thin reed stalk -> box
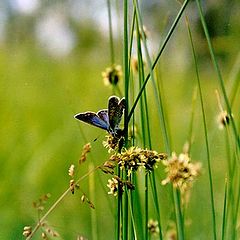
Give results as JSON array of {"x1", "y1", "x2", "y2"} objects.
[
  {"x1": 150, "y1": 172, "x2": 163, "y2": 240},
  {"x1": 107, "y1": 0, "x2": 115, "y2": 65},
  {"x1": 89, "y1": 163, "x2": 98, "y2": 240},
  {"x1": 127, "y1": 0, "x2": 191, "y2": 125},
  {"x1": 221, "y1": 178, "x2": 228, "y2": 240},
  {"x1": 196, "y1": 0, "x2": 240, "y2": 150},
  {"x1": 186, "y1": 17, "x2": 217, "y2": 240}
]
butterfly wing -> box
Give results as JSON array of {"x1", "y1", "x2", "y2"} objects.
[
  {"x1": 108, "y1": 96, "x2": 126, "y2": 132},
  {"x1": 74, "y1": 111, "x2": 109, "y2": 131},
  {"x1": 97, "y1": 109, "x2": 109, "y2": 125}
]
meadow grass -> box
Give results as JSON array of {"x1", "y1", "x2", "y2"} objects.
[{"x1": 1, "y1": 0, "x2": 239, "y2": 239}]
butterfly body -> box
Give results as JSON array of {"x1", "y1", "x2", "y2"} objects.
[{"x1": 74, "y1": 96, "x2": 125, "y2": 137}]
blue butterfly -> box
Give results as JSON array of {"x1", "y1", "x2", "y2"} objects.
[{"x1": 74, "y1": 96, "x2": 126, "y2": 136}]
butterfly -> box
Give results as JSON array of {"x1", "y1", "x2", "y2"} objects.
[{"x1": 74, "y1": 96, "x2": 126, "y2": 137}]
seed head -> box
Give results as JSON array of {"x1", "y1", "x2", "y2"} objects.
[
  {"x1": 107, "y1": 177, "x2": 123, "y2": 197},
  {"x1": 41, "y1": 232, "x2": 48, "y2": 239},
  {"x1": 117, "y1": 147, "x2": 167, "y2": 175},
  {"x1": 103, "y1": 134, "x2": 122, "y2": 152},
  {"x1": 148, "y1": 219, "x2": 159, "y2": 235},
  {"x1": 68, "y1": 164, "x2": 75, "y2": 177},
  {"x1": 79, "y1": 143, "x2": 91, "y2": 164},
  {"x1": 69, "y1": 179, "x2": 75, "y2": 194},
  {"x1": 102, "y1": 65, "x2": 122, "y2": 86},
  {"x1": 33, "y1": 193, "x2": 51, "y2": 211},
  {"x1": 103, "y1": 146, "x2": 167, "y2": 176},
  {"x1": 217, "y1": 110, "x2": 231, "y2": 129},
  {"x1": 162, "y1": 152, "x2": 201, "y2": 193},
  {"x1": 23, "y1": 226, "x2": 32, "y2": 238}
]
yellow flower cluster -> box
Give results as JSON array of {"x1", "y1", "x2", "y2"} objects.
[
  {"x1": 106, "y1": 176, "x2": 134, "y2": 197},
  {"x1": 103, "y1": 134, "x2": 123, "y2": 152},
  {"x1": 107, "y1": 177, "x2": 121, "y2": 197},
  {"x1": 161, "y1": 152, "x2": 201, "y2": 192},
  {"x1": 119, "y1": 147, "x2": 167, "y2": 173},
  {"x1": 103, "y1": 146, "x2": 167, "y2": 175}
]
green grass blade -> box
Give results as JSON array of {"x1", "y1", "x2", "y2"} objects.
[
  {"x1": 221, "y1": 178, "x2": 228, "y2": 240},
  {"x1": 116, "y1": 166, "x2": 122, "y2": 240},
  {"x1": 228, "y1": 52, "x2": 240, "y2": 106},
  {"x1": 134, "y1": 14, "x2": 151, "y2": 149},
  {"x1": 127, "y1": 190, "x2": 138, "y2": 240},
  {"x1": 123, "y1": 0, "x2": 129, "y2": 147},
  {"x1": 145, "y1": 174, "x2": 149, "y2": 240},
  {"x1": 233, "y1": 174, "x2": 240, "y2": 239},
  {"x1": 127, "y1": 0, "x2": 191, "y2": 125},
  {"x1": 132, "y1": 174, "x2": 144, "y2": 239},
  {"x1": 186, "y1": 17, "x2": 217, "y2": 240},
  {"x1": 149, "y1": 171, "x2": 163, "y2": 240},
  {"x1": 128, "y1": 9, "x2": 136, "y2": 78},
  {"x1": 173, "y1": 189, "x2": 184, "y2": 240},
  {"x1": 196, "y1": 0, "x2": 240, "y2": 150},
  {"x1": 187, "y1": 87, "x2": 198, "y2": 154},
  {"x1": 106, "y1": 0, "x2": 115, "y2": 65},
  {"x1": 89, "y1": 163, "x2": 98, "y2": 240},
  {"x1": 133, "y1": 0, "x2": 168, "y2": 152}
]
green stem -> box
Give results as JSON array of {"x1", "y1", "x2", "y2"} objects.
[
  {"x1": 221, "y1": 178, "x2": 228, "y2": 240},
  {"x1": 145, "y1": 173, "x2": 149, "y2": 240},
  {"x1": 128, "y1": 9, "x2": 136, "y2": 78},
  {"x1": 135, "y1": 15, "x2": 147, "y2": 148},
  {"x1": 233, "y1": 177, "x2": 240, "y2": 239},
  {"x1": 173, "y1": 189, "x2": 184, "y2": 240},
  {"x1": 196, "y1": 0, "x2": 240, "y2": 150},
  {"x1": 127, "y1": 190, "x2": 138, "y2": 239},
  {"x1": 107, "y1": 0, "x2": 115, "y2": 65},
  {"x1": 187, "y1": 17, "x2": 217, "y2": 240},
  {"x1": 229, "y1": 52, "x2": 240, "y2": 106},
  {"x1": 122, "y1": 2, "x2": 129, "y2": 240},
  {"x1": 123, "y1": 0, "x2": 129, "y2": 148},
  {"x1": 150, "y1": 172, "x2": 163, "y2": 240},
  {"x1": 123, "y1": 170, "x2": 129, "y2": 240},
  {"x1": 134, "y1": 6, "x2": 152, "y2": 149},
  {"x1": 187, "y1": 87, "x2": 198, "y2": 154},
  {"x1": 89, "y1": 163, "x2": 98, "y2": 240},
  {"x1": 127, "y1": 0, "x2": 191, "y2": 125}
]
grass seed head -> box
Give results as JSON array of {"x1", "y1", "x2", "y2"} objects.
[
  {"x1": 162, "y1": 152, "x2": 201, "y2": 193},
  {"x1": 148, "y1": 219, "x2": 159, "y2": 235},
  {"x1": 102, "y1": 64, "x2": 122, "y2": 86},
  {"x1": 69, "y1": 179, "x2": 75, "y2": 194},
  {"x1": 23, "y1": 226, "x2": 32, "y2": 238},
  {"x1": 103, "y1": 134, "x2": 123, "y2": 152},
  {"x1": 41, "y1": 232, "x2": 48, "y2": 239},
  {"x1": 117, "y1": 147, "x2": 167, "y2": 174},
  {"x1": 107, "y1": 177, "x2": 123, "y2": 197},
  {"x1": 79, "y1": 143, "x2": 91, "y2": 164},
  {"x1": 217, "y1": 110, "x2": 231, "y2": 129},
  {"x1": 68, "y1": 164, "x2": 75, "y2": 177}
]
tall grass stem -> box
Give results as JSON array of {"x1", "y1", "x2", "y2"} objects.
[
  {"x1": 127, "y1": 0, "x2": 191, "y2": 125},
  {"x1": 186, "y1": 17, "x2": 217, "y2": 240},
  {"x1": 196, "y1": 0, "x2": 240, "y2": 150},
  {"x1": 221, "y1": 178, "x2": 228, "y2": 240},
  {"x1": 107, "y1": 0, "x2": 115, "y2": 65}
]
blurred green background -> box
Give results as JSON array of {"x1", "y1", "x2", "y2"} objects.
[{"x1": 0, "y1": 0, "x2": 239, "y2": 239}]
